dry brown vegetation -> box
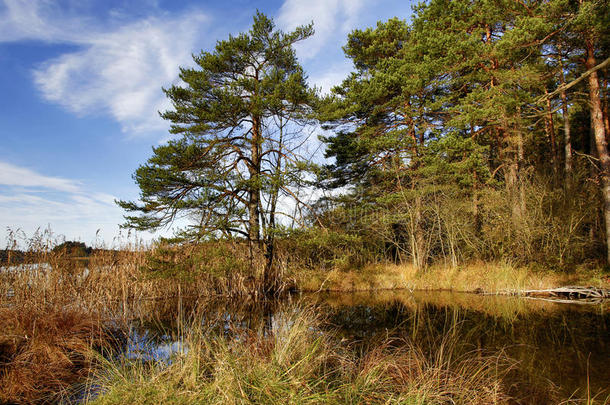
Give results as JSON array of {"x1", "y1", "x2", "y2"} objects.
[
  {"x1": 1, "y1": 230, "x2": 607, "y2": 403},
  {"x1": 0, "y1": 229, "x2": 282, "y2": 317},
  {"x1": 0, "y1": 230, "x2": 262, "y2": 403},
  {"x1": 2, "y1": 227, "x2": 607, "y2": 315},
  {"x1": 0, "y1": 304, "x2": 115, "y2": 404},
  {"x1": 293, "y1": 261, "x2": 610, "y2": 294}
]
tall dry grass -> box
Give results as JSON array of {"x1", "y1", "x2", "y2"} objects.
[
  {"x1": 0, "y1": 228, "x2": 274, "y2": 403},
  {"x1": 0, "y1": 228, "x2": 282, "y2": 318},
  {"x1": 88, "y1": 306, "x2": 517, "y2": 405},
  {"x1": 0, "y1": 304, "x2": 116, "y2": 404},
  {"x1": 293, "y1": 261, "x2": 610, "y2": 293}
]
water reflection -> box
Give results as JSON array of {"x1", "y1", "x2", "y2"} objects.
[
  {"x1": 119, "y1": 291, "x2": 609, "y2": 403},
  {"x1": 308, "y1": 291, "x2": 609, "y2": 401}
]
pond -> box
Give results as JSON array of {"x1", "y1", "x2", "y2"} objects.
[{"x1": 119, "y1": 290, "x2": 609, "y2": 404}]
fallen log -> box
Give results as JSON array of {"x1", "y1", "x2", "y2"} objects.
[
  {"x1": 519, "y1": 286, "x2": 609, "y2": 300},
  {"x1": 482, "y1": 286, "x2": 610, "y2": 303},
  {"x1": 523, "y1": 296, "x2": 605, "y2": 305}
]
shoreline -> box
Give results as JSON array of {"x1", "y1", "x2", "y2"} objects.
[{"x1": 291, "y1": 261, "x2": 610, "y2": 298}]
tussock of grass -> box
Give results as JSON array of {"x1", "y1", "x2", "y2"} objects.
[
  {"x1": 0, "y1": 304, "x2": 115, "y2": 404},
  {"x1": 89, "y1": 307, "x2": 514, "y2": 405}
]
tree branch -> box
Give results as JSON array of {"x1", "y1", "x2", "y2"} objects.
[{"x1": 540, "y1": 57, "x2": 610, "y2": 102}]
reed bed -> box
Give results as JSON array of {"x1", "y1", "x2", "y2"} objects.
[{"x1": 0, "y1": 229, "x2": 280, "y2": 317}]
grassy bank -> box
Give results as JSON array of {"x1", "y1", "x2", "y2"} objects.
[
  {"x1": 3, "y1": 229, "x2": 608, "y2": 310},
  {"x1": 1, "y1": 260, "x2": 607, "y2": 404},
  {"x1": 293, "y1": 261, "x2": 610, "y2": 293},
  {"x1": 1, "y1": 232, "x2": 608, "y2": 402},
  {"x1": 88, "y1": 307, "x2": 515, "y2": 405},
  {"x1": 86, "y1": 305, "x2": 609, "y2": 405}
]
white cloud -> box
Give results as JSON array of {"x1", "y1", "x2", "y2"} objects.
[
  {"x1": 277, "y1": 0, "x2": 366, "y2": 60},
  {"x1": 0, "y1": 161, "x2": 80, "y2": 192},
  {"x1": 0, "y1": 160, "x2": 153, "y2": 246},
  {"x1": 0, "y1": 0, "x2": 88, "y2": 43},
  {"x1": 0, "y1": 0, "x2": 207, "y2": 135},
  {"x1": 309, "y1": 61, "x2": 353, "y2": 95}
]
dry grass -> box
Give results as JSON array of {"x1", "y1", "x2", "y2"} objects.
[
  {"x1": 403, "y1": 261, "x2": 610, "y2": 293},
  {"x1": 1, "y1": 229, "x2": 606, "y2": 404},
  {"x1": 0, "y1": 230, "x2": 276, "y2": 317},
  {"x1": 294, "y1": 263, "x2": 410, "y2": 292},
  {"x1": 294, "y1": 261, "x2": 610, "y2": 293},
  {"x1": 89, "y1": 306, "x2": 610, "y2": 404},
  {"x1": 3, "y1": 229, "x2": 606, "y2": 310},
  {"x1": 0, "y1": 304, "x2": 116, "y2": 404},
  {"x1": 88, "y1": 306, "x2": 516, "y2": 405}
]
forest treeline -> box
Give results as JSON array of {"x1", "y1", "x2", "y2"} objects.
[
  {"x1": 314, "y1": 0, "x2": 610, "y2": 270},
  {"x1": 117, "y1": 1, "x2": 610, "y2": 291}
]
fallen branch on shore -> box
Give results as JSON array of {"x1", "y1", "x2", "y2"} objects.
[
  {"x1": 523, "y1": 296, "x2": 604, "y2": 305},
  {"x1": 487, "y1": 286, "x2": 610, "y2": 303},
  {"x1": 520, "y1": 286, "x2": 609, "y2": 299}
]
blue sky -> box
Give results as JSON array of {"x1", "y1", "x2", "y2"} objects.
[{"x1": 0, "y1": 0, "x2": 414, "y2": 247}]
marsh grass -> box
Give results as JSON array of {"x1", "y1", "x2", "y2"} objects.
[
  {"x1": 88, "y1": 306, "x2": 518, "y2": 405},
  {"x1": 2, "y1": 228, "x2": 606, "y2": 313},
  {"x1": 1, "y1": 229, "x2": 608, "y2": 404},
  {"x1": 0, "y1": 229, "x2": 277, "y2": 318},
  {"x1": 293, "y1": 261, "x2": 610, "y2": 293},
  {"x1": 0, "y1": 304, "x2": 117, "y2": 404}
]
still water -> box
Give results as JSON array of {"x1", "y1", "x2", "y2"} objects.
[{"x1": 124, "y1": 291, "x2": 609, "y2": 403}]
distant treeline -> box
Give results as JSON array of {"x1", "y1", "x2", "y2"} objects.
[{"x1": 0, "y1": 242, "x2": 120, "y2": 265}]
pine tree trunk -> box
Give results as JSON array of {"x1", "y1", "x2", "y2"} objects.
[
  {"x1": 585, "y1": 41, "x2": 610, "y2": 265},
  {"x1": 506, "y1": 159, "x2": 520, "y2": 222},
  {"x1": 263, "y1": 118, "x2": 285, "y2": 295},
  {"x1": 516, "y1": 122, "x2": 526, "y2": 216},
  {"x1": 411, "y1": 194, "x2": 426, "y2": 271},
  {"x1": 501, "y1": 125, "x2": 523, "y2": 225},
  {"x1": 560, "y1": 88, "x2": 573, "y2": 176},
  {"x1": 603, "y1": 76, "x2": 610, "y2": 140},
  {"x1": 249, "y1": 116, "x2": 262, "y2": 251},
  {"x1": 472, "y1": 171, "x2": 481, "y2": 235},
  {"x1": 544, "y1": 94, "x2": 558, "y2": 174},
  {"x1": 558, "y1": 50, "x2": 573, "y2": 176}
]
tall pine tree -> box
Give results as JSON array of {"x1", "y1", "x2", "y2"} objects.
[{"x1": 118, "y1": 13, "x2": 317, "y2": 290}]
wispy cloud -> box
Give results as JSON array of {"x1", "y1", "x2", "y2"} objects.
[
  {"x1": 0, "y1": 160, "x2": 129, "y2": 243},
  {"x1": 0, "y1": 0, "x2": 207, "y2": 135},
  {"x1": 309, "y1": 61, "x2": 354, "y2": 95},
  {"x1": 0, "y1": 161, "x2": 81, "y2": 193},
  {"x1": 277, "y1": 0, "x2": 365, "y2": 60},
  {"x1": 0, "y1": 0, "x2": 90, "y2": 43}
]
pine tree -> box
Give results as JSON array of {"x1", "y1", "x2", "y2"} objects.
[
  {"x1": 572, "y1": 0, "x2": 610, "y2": 263},
  {"x1": 118, "y1": 13, "x2": 317, "y2": 290},
  {"x1": 319, "y1": 0, "x2": 607, "y2": 267}
]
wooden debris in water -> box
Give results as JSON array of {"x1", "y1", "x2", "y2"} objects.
[
  {"x1": 487, "y1": 286, "x2": 610, "y2": 304},
  {"x1": 520, "y1": 286, "x2": 609, "y2": 300}
]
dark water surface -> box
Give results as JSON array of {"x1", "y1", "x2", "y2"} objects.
[{"x1": 124, "y1": 291, "x2": 610, "y2": 403}]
